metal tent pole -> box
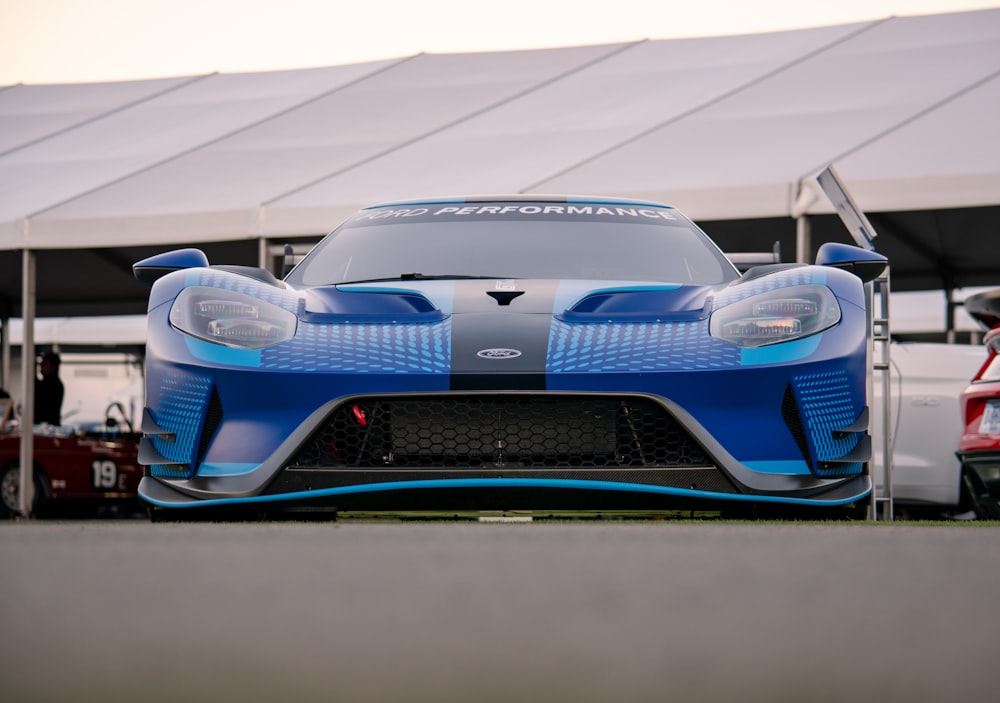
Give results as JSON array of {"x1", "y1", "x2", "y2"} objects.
[
  {"x1": 1, "y1": 313, "x2": 9, "y2": 393},
  {"x1": 795, "y1": 213, "x2": 811, "y2": 264},
  {"x1": 18, "y1": 249, "x2": 36, "y2": 518}
]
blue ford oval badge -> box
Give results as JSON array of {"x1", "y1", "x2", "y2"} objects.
[{"x1": 477, "y1": 348, "x2": 522, "y2": 359}]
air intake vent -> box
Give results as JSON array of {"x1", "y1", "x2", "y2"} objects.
[
  {"x1": 294, "y1": 395, "x2": 714, "y2": 470},
  {"x1": 196, "y1": 388, "x2": 224, "y2": 466},
  {"x1": 782, "y1": 384, "x2": 813, "y2": 472}
]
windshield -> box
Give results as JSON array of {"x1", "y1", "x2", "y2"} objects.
[{"x1": 286, "y1": 203, "x2": 738, "y2": 287}]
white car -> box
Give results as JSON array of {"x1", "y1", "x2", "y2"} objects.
[{"x1": 872, "y1": 342, "x2": 986, "y2": 515}]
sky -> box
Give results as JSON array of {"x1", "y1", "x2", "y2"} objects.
[{"x1": 2, "y1": 0, "x2": 998, "y2": 85}]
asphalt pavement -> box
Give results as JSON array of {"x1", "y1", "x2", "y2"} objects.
[{"x1": 2, "y1": 520, "x2": 998, "y2": 703}]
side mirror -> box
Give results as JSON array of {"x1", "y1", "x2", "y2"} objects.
[
  {"x1": 815, "y1": 242, "x2": 887, "y2": 284},
  {"x1": 133, "y1": 248, "x2": 209, "y2": 285}
]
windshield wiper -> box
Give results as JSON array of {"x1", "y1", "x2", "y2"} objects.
[{"x1": 338, "y1": 273, "x2": 515, "y2": 284}]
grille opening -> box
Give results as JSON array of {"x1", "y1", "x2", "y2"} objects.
[
  {"x1": 781, "y1": 385, "x2": 813, "y2": 473},
  {"x1": 196, "y1": 388, "x2": 224, "y2": 466},
  {"x1": 293, "y1": 395, "x2": 714, "y2": 470}
]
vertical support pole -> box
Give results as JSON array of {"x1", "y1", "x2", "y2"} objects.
[
  {"x1": 881, "y1": 273, "x2": 893, "y2": 520},
  {"x1": 258, "y1": 236, "x2": 269, "y2": 273},
  {"x1": 19, "y1": 249, "x2": 36, "y2": 518},
  {"x1": 945, "y1": 289, "x2": 956, "y2": 344},
  {"x1": 865, "y1": 279, "x2": 877, "y2": 519},
  {"x1": 1, "y1": 313, "x2": 9, "y2": 392},
  {"x1": 795, "y1": 214, "x2": 811, "y2": 264},
  {"x1": 868, "y1": 268, "x2": 893, "y2": 520}
]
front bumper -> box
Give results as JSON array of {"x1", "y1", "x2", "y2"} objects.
[{"x1": 139, "y1": 391, "x2": 872, "y2": 512}]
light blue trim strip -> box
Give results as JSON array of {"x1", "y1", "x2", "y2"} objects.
[
  {"x1": 740, "y1": 335, "x2": 821, "y2": 366},
  {"x1": 197, "y1": 462, "x2": 261, "y2": 477},
  {"x1": 143, "y1": 477, "x2": 870, "y2": 509},
  {"x1": 185, "y1": 337, "x2": 262, "y2": 367},
  {"x1": 742, "y1": 460, "x2": 813, "y2": 476}
]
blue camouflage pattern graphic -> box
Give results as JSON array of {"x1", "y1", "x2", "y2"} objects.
[
  {"x1": 149, "y1": 370, "x2": 213, "y2": 478},
  {"x1": 193, "y1": 270, "x2": 300, "y2": 312},
  {"x1": 548, "y1": 319, "x2": 740, "y2": 372},
  {"x1": 261, "y1": 318, "x2": 452, "y2": 373},
  {"x1": 792, "y1": 368, "x2": 863, "y2": 476},
  {"x1": 711, "y1": 268, "x2": 825, "y2": 308}
]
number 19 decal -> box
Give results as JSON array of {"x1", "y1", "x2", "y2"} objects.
[{"x1": 91, "y1": 460, "x2": 119, "y2": 490}]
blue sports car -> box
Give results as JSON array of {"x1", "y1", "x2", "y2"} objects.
[{"x1": 133, "y1": 196, "x2": 886, "y2": 520}]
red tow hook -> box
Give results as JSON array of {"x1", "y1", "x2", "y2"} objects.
[{"x1": 351, "y1": 405, "x2": 368, "y2": 426}]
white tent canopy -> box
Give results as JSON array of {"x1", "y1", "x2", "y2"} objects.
[{"x1": 2, "y1": 8, "x2": 998, "y2": 253}]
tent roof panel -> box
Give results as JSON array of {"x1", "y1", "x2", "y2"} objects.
[
  {"x1": 24, "y1": 45, "x2": 624, "y2": 247},
  {"x1": 0, "y1": 62, "x2": 399, "y2": 223},
  {"x1": 262, "y1": 22, "x2": 871, "y2": 221},
  {"x1": 534, "y1": 8, "x2": 1000, "y2": 217},
  {"x1": 0, "y1": 76, "x2": 196, "y2": 154},
  {"x1": 835, "y1": 73, "x2": 1000, "y2": 211}
]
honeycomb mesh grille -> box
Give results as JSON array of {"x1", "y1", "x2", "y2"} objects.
[{"x1": 293, "y1": 395, "x2": 714, "y2": 470}]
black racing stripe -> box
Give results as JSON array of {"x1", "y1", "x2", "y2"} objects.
[{"x1": 449, "y1": 280, "x2": 559, "y2": 390}]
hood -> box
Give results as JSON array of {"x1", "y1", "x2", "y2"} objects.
[{"x1": 299, "y1": 280, "x2": 717, "y2": 388}]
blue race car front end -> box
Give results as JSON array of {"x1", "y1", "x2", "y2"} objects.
[{"x1": 135, "y1": 197, "x2": 882, "y2": 519}]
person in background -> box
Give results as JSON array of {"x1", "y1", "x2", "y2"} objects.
[
  {"x1": 34, "y1": 351, "x2": 64, "y2": 426},
  {"x1": 0, "y1": 387, "x2": 12, "y2": 428}
]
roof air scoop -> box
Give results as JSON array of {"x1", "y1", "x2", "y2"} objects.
[{"x1": 487, "y1": 290, "x2": 525, "y2": 306}]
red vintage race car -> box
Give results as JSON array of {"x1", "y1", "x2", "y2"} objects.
[
  {"x1": 957, "y1": 289, "x2": 1000, "y2": 519},
  {"x1": 0, "y1": 403, "x2": 143, "y2": 518}
]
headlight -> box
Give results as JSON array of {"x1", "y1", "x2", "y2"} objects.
[
  {"x1": 710, "y1": 284, "x2": 841, "y2": 348},
  {"x1": 169, "y1": 287, "x2": 297, "y2": 349}
]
